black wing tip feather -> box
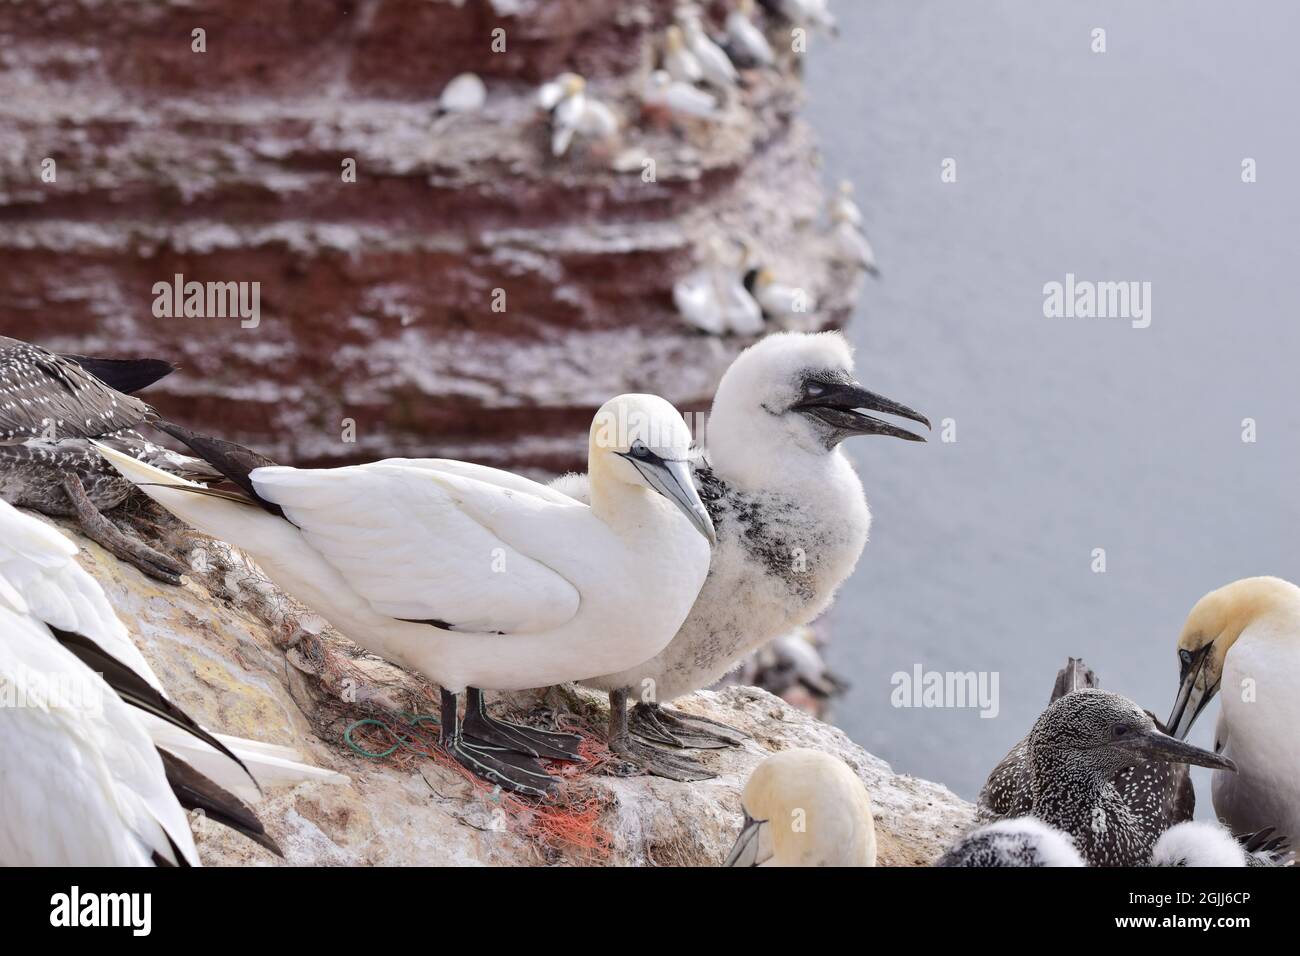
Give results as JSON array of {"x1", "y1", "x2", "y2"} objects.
[
  {"x1": 159, "y1": 750, "x2": 283, "y2": 857},
  {"x1": 62, "y1": 354, "x2": 177, "y2": 394},
  {"x1": 151, "y1": 418, "x2": 287, "y2": 519}
]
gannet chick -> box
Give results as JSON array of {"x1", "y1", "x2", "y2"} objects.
[
  {"x1": 936, "y1": 818, "x2": 1085, "y2": 867},
  {"x1": 663, "y1": 25, "x2": 703, "y2": 84},
  {"x1": 1014, "y1": 689, "x2": 1235, "y2": 866},
  {"x1": 828, "y1": 182, "x2": 879, "y2": 276},
  {"x1": 724, "y1": 749, "x2": 875, "y2": 866},
  {"x1": 97, "y1": 395, "x2": 715, "y2": 798},
  {"x1": 980, "y1": 658, "x2": 1196, "y2": 830},
  {"x1": 726, "y1": 0, "x2": 776, "y2": 68},
  {"x1": 553, "y1": 332, "x2": 928, "y2": 779},
  {"x1": 643, "y1": 70, "x2": 722, "y2": 121},
  {"x1": 1166, "y1": 576, "x2": 1300, "y2": 845},
  {"x1": 678, "y1": 12, "x2": 740, "y2": 90},
  {"x1": 0, "y1": 336, "x2": 208, "y2": 583},
  {"x1": 743, "y1": 267, "x2": 819, "y2": 329},
  {"x1": 1151, "y1": 822, "x2": 1248, "y2": 867},
  {"x1": 438, "y1": 72, "x2": 487, "y2": 114},
  {"x1": 673, "y1": 237, "x2": 764, "y2": 336},
  {"x1": 768, "y1": 0, "x2": 838, "y2": 37}
]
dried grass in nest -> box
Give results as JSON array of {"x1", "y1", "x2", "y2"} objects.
[{"x1": 343, "y1": 706, "x2": 618, "y2": 863}]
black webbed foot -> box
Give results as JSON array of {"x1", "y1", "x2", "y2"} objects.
[
  {"x1": 630, "y1": 702, "x2": 745, "y2": 750},
  {"x1": 462, "y1": 688, "x2": 583, "y2": 761}
]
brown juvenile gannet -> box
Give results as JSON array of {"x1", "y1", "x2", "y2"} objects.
[
  {"x1": 0, "y1": 336, "x2": 212, "y2": 583},
  {"x1": 551, "y1": 331, "x2": 927, "y2": 778},
  {"x1": 1166, "y1": 576, "x2": 1300, "y2": 847}
]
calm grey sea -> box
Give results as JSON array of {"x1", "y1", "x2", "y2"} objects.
[{"x1": 803, "y1": 0, "x2": 1300, "y2": 803}]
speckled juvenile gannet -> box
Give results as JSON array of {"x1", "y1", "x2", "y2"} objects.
[
  {"x1": 723, "y1": 749, "x2": 875, "y2": 866},
  {"x1": 97, "y1": 395, "x2": 715, "y2": 797},
  {"x1": 1166, "y1": 576, "x2": 1300, "y2": 845},
  {"x1": 980, "y1": 658, "x2": 1196, "y2": 830},
  {"x1": 986, "y1": 689, "x2": 1234, "y2": 867},
  {"x1": 0, "y1": 499, "x2": 341, "y2": 862},
  {"x1": 552, "y1": 332, "x2": 927, "y2": 778},
  {"x1": 936, "y1": 817, "x2": 1085, "y2": 867},
  {"x1": 0, "y1": 336, "x2": 213, "y2": 583}
]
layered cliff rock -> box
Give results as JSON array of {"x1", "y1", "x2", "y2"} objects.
[
  {"x1": 33, "y1": 506, "x2": 974, "y2": 866},
  {"x1": 0, "y1": 0, "x2": 858, "y2": 472}
]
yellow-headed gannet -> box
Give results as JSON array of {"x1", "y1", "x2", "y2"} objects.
[
  {"x1": 673, "y1": 236, "x2": 764, "y2": 336},
  {"x1": 552, "y1": 332, "x2": 928, "y2": 778},
  {"x1": 936, "y1": 818, "x2": 1085, "y2": 867},
  {"x1": 726, "y1": 0, "x2": 776, "y2": 68},
  {"x1": 981, "y1": 689, "x2": 1234, "y2": 866},
  {"x1": 663, "y1": 25, "x2": 704, "y2": 84},
  {"x1": 828, "y1": 181, "x2": 879, "y2": 276},
  {"x1": 539, "y1": 73, "x2": 619, "y2": 157},
  {"x1": 1166, "y1": 576, "x2": 1300, "y2": 846},
  {"x1": 96, "y1": 395, "x2": 716, "y2": 797},
  {"x1": 724, "y1": 749, "x2": 875, "y2": 866},
  {"x1": 643, "y1": 69, "x2": 723, "y2": 121},
  {"x1": 677, "y1": 10, "x2": 740, "y2": 91},
  {"x1": 743, "y1": 267, "x2": 819, "y2": 329}
]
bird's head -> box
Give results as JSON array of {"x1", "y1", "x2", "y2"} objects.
[
  {"x1": 724, "y1": 748, "x2": 876, "y2": 867},
  {"x1": 1031, "y1": 689, "x2": 1235, "y2": 778},
  {"x1": 1167, "y1": 576, "x2": 1300, "y2": 739},
  {"x1": 705, "y1": 331, "x2": 928, "y2": 482},
  {"x1": 588, "y1": 393, "x2": 715, "y2": 545}
]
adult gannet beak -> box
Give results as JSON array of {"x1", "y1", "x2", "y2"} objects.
[
  {"x1": 1119, "y1": 723, "x2": 1237, "y2": 773},
  {"x1": 795, "y1": 381, "x2": 931, "y2": 442},
  {"x1": 723, "y1": 812, "x2": 772, "y2": 867},
  {"x1": 1165, "y1": 643, "x2": 1217, "y2": 740},
  {"x1": 618, "y1": 449, "x2": 717, "y2": 546}
]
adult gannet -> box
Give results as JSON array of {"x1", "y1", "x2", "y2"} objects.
[
  {"x1": 0, "y1": 336, "x2": 210, "y2": 583},
  {"x1": 552, "y1": 332, "x2": 928, "y2": 777},
  {"x1": 936, "y1": 817, "x2": 1085, "y2": 867},
  {"x1": 438, "y1": 72, "x2": 486, "y2": 114},
  {"x1": 828, "y1": 181, "x2": 879, "y2": 276},
  {"x1": 743, "y1": 267, "x2": 819, "y2": 329},
  {"x1": 643, "y1": 70, "x2": 722, "y2": 121},
  {"x1": 673, "y1": 237, "x2": 764, "y2": 336},
  {"x1": 723, "y1": 749, "x2": 875, "y2": 866},
  {"x1": 663, "y1": 25, "x2": 704, "y2": 84},
  {"x1": 0, "y1": 499, "x2": 345, "y2": 862},
  {"x1": 539, "y1": 73, "x2": 619, "y2": 157},
  {"x1": 726, "y1": 0, "x2": 776, "y2": 68},
  {"x1": 980, "y1": 658, "x2": 1196, "y2": 830},
  {"x1": 97, "y1": 395, "x2": 716, "y2": 797},
  {"x1": 985, "y1": 689, "x2": 1235, "y2": 867},
  {"x1": 677, "y1": 11, "x2": 740, "y2": 91},
  {"x1": 1165, "y1": 576, "x2": 1300, "y2": 845}
]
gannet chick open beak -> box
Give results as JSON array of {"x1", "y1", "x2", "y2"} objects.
[
  {"x1": 724, "y1": 748, "x2": 876, "y2": 867},
  {"x1": 792, "y1": 378, "x2": 931, "y2": 443}
]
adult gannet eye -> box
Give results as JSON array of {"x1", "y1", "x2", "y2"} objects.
[
  {"x1": 1179, "y1": 648, "x2": 1193, "y2": 667},
  {"x1": 631, "y1": 440, "x2": 650, "y2": 458}
]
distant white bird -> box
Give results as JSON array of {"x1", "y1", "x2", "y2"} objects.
[
  {"x1": 937, "y1": 818, "x2": 1085, "y2": 867},
  {"x1": 97, "y1": 395, "x2": 716, "y2": 797},
  {"x1": 744, "y1": 267, "x2": 818, "y2": 327},
  {"x1": 553, "y1": 333, "x2": 928, "y2": 778},
  {"x1": 438, "y1": 73, "x2": 487, "y2": 114},
  {"x1": 663, "y1": 25, "x2": 703, "y2": 84},
  {"x1": 726, "y1": 0, "x2": 776, "y2": 67},
  {"x1": 828, "y1": 181, "x2": 879, "y2": 275},
  {"x1": 724, "y1": 749, "x2": 876, "y2": 866},
  {"x1": 678, "y1": 13, "x2": 740, "y2": 90},
  {"x1": 539, "y1": 73, "x2": 619, "y2": 157},
  {"x1": 643, "y1": 69, "x2": 722, "y2": 121},
  {"x1": 673, "y1": 237, "x2": 764, "y2": 336},
  {"x1": 772, "y1": 0, "x2": 838, "y2": 36},
  {"x1": 1167, "y1": 576, "x2": 1300, "y2": 846}
]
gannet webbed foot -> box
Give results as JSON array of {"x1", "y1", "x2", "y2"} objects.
[
  {"x1": 608, "y1": 732, "x2": 717, "y2": 783},
  {"x1": 448, "y1": 737, "x2": 559, "y2": 800},
  {"x1": 630, "y1": 701, "x2": 745, "y2": 750},
  {"x1": 461, "y1": 687, "x2": 583, "y2": 762},
  {"x1": 60, "y1": 474, "x2": 186, "y2": 584}
]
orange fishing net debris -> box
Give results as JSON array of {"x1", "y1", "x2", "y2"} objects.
[{"x1": 344, "y1": 707, "x2": 617, "y2": 863}]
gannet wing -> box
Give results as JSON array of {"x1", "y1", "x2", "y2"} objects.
[
  {"x1": 252, "y1": 463, "x2": 583, "y2": 634},
  {"x1": 0, "y1": 604, "x2": 198, "y2": 866},
  {"x1": 379, "y1": 458, "x2": 582, "y2": 506}
]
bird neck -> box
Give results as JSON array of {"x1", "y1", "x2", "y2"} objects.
[{"x1": 1031, "y1": 751, "x2": 1145, "y2": 865}]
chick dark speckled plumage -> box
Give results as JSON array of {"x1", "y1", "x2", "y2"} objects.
[
  {"x1": 0, "y1": 336, "x2": 211, "y2": 582},
  {"x1": 978, "y1": 658, "x2": 1194, "y2": 831}
]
